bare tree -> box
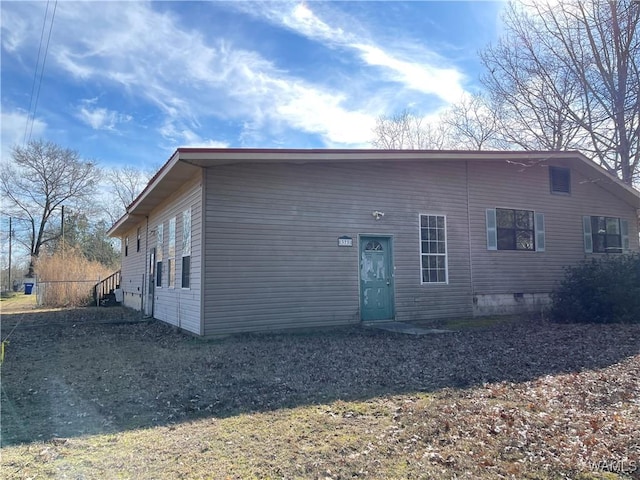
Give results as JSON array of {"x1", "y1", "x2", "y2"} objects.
[
  {"x1": 1, "y1": 140, "x2": 101, "y2": 276},
  {"x1": 103, "y1": 166, "x2": 152, "y2": 224},
  {"x1": 482, "y1": 37, "x2": 587, "y2": 152},
  {"x1": 441, "y1": 93, "x2": 501, "y2": 150},
  {"x1": 372, "y1": 100, "x2": 502, "y2": 152},
  {"x1": 371, "y1": 109, "x2": 451, "y2": 150},
  {"x1": 480, "y1": 0, "x2": 640, "y2": 185}
]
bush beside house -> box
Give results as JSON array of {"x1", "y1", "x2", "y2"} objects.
[{"x1": 549, "y1": 254, "x2": 640, "y2": 324}]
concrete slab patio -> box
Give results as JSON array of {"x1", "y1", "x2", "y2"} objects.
[{"x1": 363, "y1": 321, "x2": 453, "y2": 336}]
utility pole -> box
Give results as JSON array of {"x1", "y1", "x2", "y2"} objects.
[
  {"x1": 61, "y1": 205, "x2": 65, "y2": 263},
  {"x1": 8, "y1": 217, "x2": 12, "y2": 292},
  {"x1": 61, "y1": 205, "x2": 65, "y2": 247}
]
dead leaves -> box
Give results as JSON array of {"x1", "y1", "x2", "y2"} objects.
[{"x1": 1, "y1": 311, "x2": 639, "y2": 478}]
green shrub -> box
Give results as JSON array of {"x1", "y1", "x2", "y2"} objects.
[{"x1": 549, "y1": 253, "x2": 640, "y2": 324}]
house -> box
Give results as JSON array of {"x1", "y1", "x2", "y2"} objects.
[{"x1": 107, "y1": 149, "x2": 640, "y2": 336}]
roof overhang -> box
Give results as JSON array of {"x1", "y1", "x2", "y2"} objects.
[
  {"x1": 107, "y1": 150, "x2": 201, "y2": 236},
  {"x1": 108, "y1": 148, "x2": 640, "y2": 237}
]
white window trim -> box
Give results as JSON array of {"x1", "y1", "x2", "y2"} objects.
[{"x1": 419, "y1": 213, "x2": 449, "y2": 285}]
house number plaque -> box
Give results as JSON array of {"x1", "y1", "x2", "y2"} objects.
[{"x1": 337, "y1": 236, "x2": 353, "y2": 247}]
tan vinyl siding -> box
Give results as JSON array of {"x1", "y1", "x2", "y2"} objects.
[
  {"x1": 203, "y1": 161, "x2": 473, "y2": 336},
  {"x1": 147, "y1": 174, "x2": 203, "y2": 335},
  {"x1": 119, "y1": 223, "x2": 147, "y2": 310},
  {"x1": 468, "y1": 159, "x2": 639, "y2": 296}
]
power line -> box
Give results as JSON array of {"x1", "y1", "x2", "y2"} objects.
[
  {"x1": 23, "y1": 0, "x2": 58, "y2": 145},
  {"x1": 23, "y1": 1, "x2": 51, "y2": 145},
  {"x1": 29, "y1": 1, "x2": 57, "y2": 143}
]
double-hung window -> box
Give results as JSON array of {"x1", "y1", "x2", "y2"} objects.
[
  {"x1": 583, "y1": 216, "x2": 629, "y2": 253},
  {"x1": 486, "y1": 208, "x2": 545, "y2": 252},
  {"x1": 182, "y1": 208, "x2": 191, "y2": 289},
  {"x1": 420, "y1": 214, "x2": 447, "y2": 284},
  {"x1": 168, "y1": 217, "x2": 176, "y2": 288},
  {"x1": 156, "y1": 223, "x2": 163, "y2": 287}
]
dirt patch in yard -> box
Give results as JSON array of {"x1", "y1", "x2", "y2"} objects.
[{"x1": 1, "y1": 307, "x2": 639, "y2": 478}]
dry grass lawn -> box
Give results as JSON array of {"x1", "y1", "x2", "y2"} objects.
[{"x1": 1, "y1": 306, "x2": 638, "y2": 479}]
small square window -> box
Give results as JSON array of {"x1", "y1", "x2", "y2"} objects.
[{"x1": 550, "y1": 166, "x2": 571, "y2": 194}]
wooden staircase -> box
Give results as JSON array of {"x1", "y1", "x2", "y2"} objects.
[{"x1": 94, "y1": 270, "x2": 121, "y2": 306}]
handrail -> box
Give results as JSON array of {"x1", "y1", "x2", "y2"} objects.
[{"x1": 94, "y1": 270, "x2": 121, "y2": 303}]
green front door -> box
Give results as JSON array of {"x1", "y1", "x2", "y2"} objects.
[{"x1": 359, "y1": 236, "x2": 394, "y2": 321}]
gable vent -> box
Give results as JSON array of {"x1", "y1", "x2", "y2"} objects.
[{"x1": 549, "y1": 166, "x2": 571, "y2": 194}]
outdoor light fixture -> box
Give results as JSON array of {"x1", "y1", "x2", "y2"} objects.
[{"x1": 372, "y1": 211, "x2": 385, "y2": 220}]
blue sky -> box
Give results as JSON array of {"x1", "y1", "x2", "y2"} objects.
[{"x1": 1, "y1": 1, "x2": 505, "y2": 170}]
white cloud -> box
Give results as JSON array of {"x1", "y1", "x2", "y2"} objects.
[
  {"x1": 45, "y1": 2, "x2": 375, "y2": 146},
  {"x1": 353, "y1": 44, "x2": 465, "y2": 104},
  {"x1": 191, "y1": 139, "x2": 230, "y2": 149},
  {"x1": 56, "y1": 48, "x2": 95, "y2": 80},
  {"x1": 2, "y1": 1, "x2": 465, "y2": 148},
  {"x1": 1, "y1": 110, "x2": 47, "y2": 161},
  {"x1": 238, "y1": 2, "x2": 467, "y2": 104},
  {"x1": 275, "y1": 83, "x2": 375, "y2": 145},
  {"x1": 159, "y1": 120, "x2": 228, "y2": 149},
  {"x1": 76, "y1": 100, "x2": 132, "y2": 131},
  {"x1": 0, "y1": 7, "x2": 29, "y2": 53},
  {"x1": 286, "y1": 3, "x2": 346, "y2": 44}
]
